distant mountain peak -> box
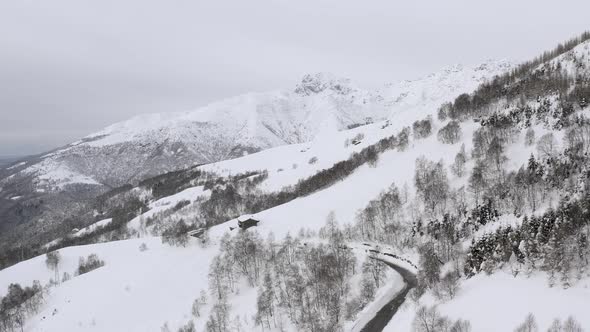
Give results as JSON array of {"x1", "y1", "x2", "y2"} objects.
[
  {"x1": 294, "y1": 72, "x2": 354, "y2": 96},
  {"x1": 473, "y1": 58, "x2": 512, "y2": 72}
]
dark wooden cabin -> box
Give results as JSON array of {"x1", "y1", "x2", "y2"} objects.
[{"x1": 237, "y1": 215, "x2": 260, "y2": 229}]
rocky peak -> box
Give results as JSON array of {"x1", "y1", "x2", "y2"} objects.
[{"x1": 294, "y1": 72, "x2": 354, "y2": 96}]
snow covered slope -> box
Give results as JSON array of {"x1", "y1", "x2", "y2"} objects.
[
  {"x1": 0, "y1": 58, "x2": 518, "y2": 332},
  {"x1": 4, "y1": 98, "x2": 589, "y2": 331},
  {"x1": 388, "y1": 271, "x2": 590, "y2": 332},
  {"x1": 1, "y1": 63, "x2": 511, "y2": 191},
  {"x1": 6, "y1": 34, "x2": 590, "y2": 332},
  {"x1": 380, "y1": 60, "x2": 512, "y2": 115},
  {"x1": 0, "y1": 61, "x2": 511, "y2": 251},
  {"x1": 0, "y1": 57, "x2": 539, "y2": 332}
]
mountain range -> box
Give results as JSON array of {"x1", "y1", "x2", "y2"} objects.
[{"x1": 0, "y1": 61, "x2": 511, "y2": 245}]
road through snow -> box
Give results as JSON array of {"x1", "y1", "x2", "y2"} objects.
[{"x1": 359, "y1": 258, "x2": 418, "y2": 332}]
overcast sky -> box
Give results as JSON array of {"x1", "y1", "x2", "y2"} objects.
[{"x1": 1, "y1": 0, "x2": 589, "y2": 156}]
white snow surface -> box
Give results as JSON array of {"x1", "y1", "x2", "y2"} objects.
[
  {"x1": 25, "y1": 162, "x2": 101, "y2": 190},
  {"x1": 0, "y1": 238, "x2": 219, "y2": 332},
  {"x1": 387, "y1": 271, "x2": 590, "y2": 332}
]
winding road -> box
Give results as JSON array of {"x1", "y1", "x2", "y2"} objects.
[{"x1": 359, "y1": 256, "x2": 418, "y2": 332}]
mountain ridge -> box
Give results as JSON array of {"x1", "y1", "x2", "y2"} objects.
[
  {"x1": 2, "y1": 60, "x2": 512, "y2": 189},
  {"x1": 0, "y1": 60, "x2": 512, "y2": 249}
]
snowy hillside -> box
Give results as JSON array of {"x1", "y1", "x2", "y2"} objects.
[
  {"x1": 3, "y1": 89, "x2": 590, "y2": 331},
  {"x1": 0, "y1": 61, "x2": 512, "y2": 254},
  {"x1": 3, "y1": 34, "x2": 590, "y2": 332},
  {"x1": 2, "y1": 62, "x2": 510, "y2": 190}
]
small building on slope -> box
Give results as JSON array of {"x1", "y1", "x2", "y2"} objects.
[{"x1": 237, "y1": 215, "x2": 260, "y2": 230}]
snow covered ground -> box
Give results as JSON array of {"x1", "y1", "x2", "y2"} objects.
[
  {"x1": 0, "y1": 237, "x2": 218, "y2": 332},
  {"x1": 0, "y1": 112, "x2": 455, "y2": 332},
  {"x1": 5, "y1": 46, "x2": 590, "y2": 332},
  {"x1": 3, "y1": 101, "x2": 586, "y2": 331},
  {"x1": 1, "y1": 129, "x2": 427, "y2": 331},
  {"x1": 0, "y1": 236, "x2": 409, "y2": 331},
  {"x1": 387, "y1": 271, "x2": 590, "y2": 332}
]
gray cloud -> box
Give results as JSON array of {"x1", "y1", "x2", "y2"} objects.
[{"x1": 1, "y1": 0, "x2": 589, "y2": 155}]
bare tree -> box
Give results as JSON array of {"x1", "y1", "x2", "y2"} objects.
[
  {"x1": 45, "y1": 251, "x2": 61, "y2": 283},
  {"x1": 206, "y1": 301, "x2": 230, "y2": 332},
  {"x1": 548, "y1": 319, "x2": 563, "y2": 332},
  {"x1": 255, "y1": 272, "x2": 276, "y2": 329},
  {"x1": 418, "y1": 243, "x2": 442, "y2": 288},
  {"x1": 545, "y1": 315, "x2": 583, "y2": 332},
  {"x1": 413, "y1": 116, "x2": 433, "y2": 139},
  {"x1": 536, "y1": 133, "x2": 558, "y2": 159},
  {"x1": 514, "y1": 313, "x2": 538, "y2": 332},
  {"x1": 437, "y1": 271, "x2": 460, "y2": 300},
  {"x1": 450, "y1": 319, "x2": 472, "y2": 332},
  {"x1": 563, "y1": 316, "x2": 584, "y2": 332},
  {"x1": 177, "y1": 320, "x2": 196, "y2": 332},
  {"x1": 76, "y1": 254, "x2": 105, "y2": 275},
  {"x1": 412, "y1": 306, "x2": 450, "y2": 332},
  {"x1": 524, "y1": 128, "x2": 536, "y2": 146},
  {"x1": 438, "y1": 121, "x2": 462, "y2": 144},
  {"x1": 415, "y1": 157, "x2": 450, "y2": 215},
  {"x1": 451, "y1": 144, "x2": 467, "y2": 177}
]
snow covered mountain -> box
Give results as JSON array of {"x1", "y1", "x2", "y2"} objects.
[
  {"x1": 0, "y1": 61, "x2": 511, "y2": 246},
  {"x1": 2, "y1": 34, "x2": 590, "y2": 332},
  {"x1": 1, "y1": 62, "x2": 511, "y2": 190}
]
